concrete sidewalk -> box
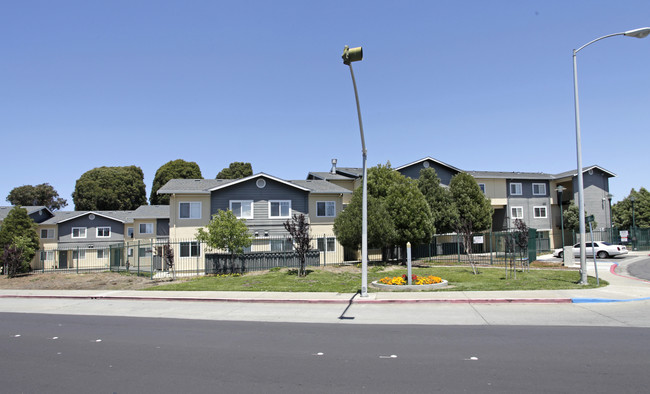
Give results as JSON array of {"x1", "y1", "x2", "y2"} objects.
[{"x1": 1, "y1": 253, "x2": 648, "y2": 305}]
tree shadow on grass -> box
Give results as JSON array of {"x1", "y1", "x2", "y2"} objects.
[{"x1": 287, "y1": 269, "x2": 314, "y2": 276}]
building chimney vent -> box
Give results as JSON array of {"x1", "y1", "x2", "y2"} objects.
[{"x1": 330, "y1": 159, "x2": 338, "y2": 174}]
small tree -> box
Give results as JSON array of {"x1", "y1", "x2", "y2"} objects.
[
  {"x1": 196, "y1": 210, "x2": 252, "y2": 273},
  {"x1": 563, "y1": 200, "x2": 597, "y2": 230},
  {"x1": 283, "y1": 214, "x2": 311, "y2": 277},
  {"x1": 449, "y1": 173, "x2": 493, "y2": 275},
  {"x1": 506, "y1": 219, "x2": 529, "y2": 279},
  {"x1": 0, "y1": 207, "x2": 39, "y2": 275},
  {"x1": 163, "y1": 240, "x2": 175, "y2": 279},
  {"x1": 2, "y1": 236, "x2": 36, "y2": 278}
]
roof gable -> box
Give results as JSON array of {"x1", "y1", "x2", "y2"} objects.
[
  {"x1": 395, "y1": 157, "x2": 463, "y2": 174},
  {"x1": 208, "y1": 173, "x2": 310, "y2": 192}
]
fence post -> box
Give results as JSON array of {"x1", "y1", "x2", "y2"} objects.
[{"x1": 456, "y1": 235, "x2": 461, "y2": 263}]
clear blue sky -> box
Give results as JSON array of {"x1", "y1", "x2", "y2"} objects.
[{"x1": 2, "y1": 0, "x2": 649, "y2": 206}]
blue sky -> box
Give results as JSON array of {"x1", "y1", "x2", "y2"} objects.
[{"x1": 2, "y1": 0, "x2": 649, "y2": 207}]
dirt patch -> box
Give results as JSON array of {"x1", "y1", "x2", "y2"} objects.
[{"x1": 0, "y1": 272, "x2": 177, "y2": 290}]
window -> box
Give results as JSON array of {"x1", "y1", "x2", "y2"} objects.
[
  {"x1": 316, "y1": 201, "x2": 336, "y2": 217},
  {"x1": 40, "y1": 229, "x2": 55, "y2": 239},
  {"x1": 478, "y1": 184, "x2": 486, "y2": 194},
  {"x1": 534, "y1": 206, "x2": 547, "y2": 218},
  {"x1": 230, "y1": 200, "x2": 253, "y2": 219},
  {"x1": 532, "y1": 183, "x2": 546, "y2": 196},
  {"x1": 127, "y1": 227, "x2": 134, "y2": 238},
  {"x1": 511, "y1": 206, "x2": 524, "y2": 219},
  {"x1": 128, "y1": 248, "x2": 134, "y2": 257},
  {"x1": 317, "y1": 237, "x2": 336, "y2": 252},
  {"x1": 97, "y1": 249, "x2": 107, "y2": 259},
  {"x1": 40, "y1": 251, "x2": 54, "y2": 261},
  {"x1": 139, "y1": 247, "x2": 152, "y2": 257},
  {"x1": 270, "y1": 238, "x2": 293, "y2": 251},
  {"x1": 96, "y1": 227, "x2": 111, "y2": 238},
  {"x1": 72, "y1": 250, "x2": 86, "y2": 260},
  {"x1": 72, "y1": 227, "x2": 87, "y2": 239},
  {"x1": 510, "y1": 183, "x2": 522, "y2": 196},
  {"x1": 179, "y1": 202, "x2": 201, "y2": 219},
  {"x1": 180, "y1": 241, "x2": 201, "y2": 257},
  {"x1": 269, "y1": 200, "x2": 291, "y2": 218},
  {"x1": 139, "y1": 223, "x2": 154, "y2": 234}
]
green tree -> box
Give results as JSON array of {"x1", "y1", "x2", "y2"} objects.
[
  {"x1": 333, "y1": 190, "x2": 395, "y2": 250},
  {"x1": 563, "y1": 200, "x2": 597, "y2": 230},
  {"x1": 385, "y1": 179, "x2": 434, "y2": 248},
  {"x1": 72, "y1": 166, "x2": 147, "y2": 210},
  {"x1": 216, "y1": 162, "x2": 253, "y2": 179},
  {"x1": 612, "y1": 188, "x2": 650, "y2": 229},
  {"x1": 0, "y1": 207, "x2": 39, "y2": 276},
  {"x1": 283, "y1": 214, "x2": 311, "y2": 277},
  {"x1": 417, "y1": 168, "x2": 458, "y2": 234},
  {"x1": 150, "y1": 159, "x2": 203, "y2": 205},
  {"x1": 196, "y1": 210, "x2": 252, "y2": 271},
  {"x1": 449, "y1": 173, "x2": 493, "y2": 274},
  {"x1": 6, "y1": 183, "x2": 67, "y2": 210}
]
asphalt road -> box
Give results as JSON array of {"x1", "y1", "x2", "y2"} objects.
[
  {"x1": 1, "y1": 313, "x2": 649, "y2": 393},
  {"x1": 627, "y1": 257, "x2": 650, "y2": 281}
]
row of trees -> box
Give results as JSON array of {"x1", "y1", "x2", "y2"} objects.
[
  {"x1": 333, "y1": 164, "x2": 493, "y2": 274},
  {"x1": 5, "y1": 161, "x2": 254, "y2": 211}
]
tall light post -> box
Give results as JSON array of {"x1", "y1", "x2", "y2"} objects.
[
  {"x1": 607, "y1": 193, "x2": 613, "y2": 242},
  {"x1": 556, "y1": 185, "x2": 566, "y2": 249},
  {"x1": 631, "y1": 195, "x2": 637, "y2": 250},
  {"x1": 572, "y1": 27, "x2": 650, "y2": 284},
  {"x1": 342, "y1": 45, "x2": 369, "y2": 297}
]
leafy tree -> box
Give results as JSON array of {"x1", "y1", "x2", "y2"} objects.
[
  {"x1": 150, "y1": 159, "x2": 203, "y2": 205},
  {"x1": 563, "y1": 200, "x2": 597, "y2": 230},
  {"x1": 449, "y1": 173, "x2": 493, "y2": 274},
  {"x1": 612, "y1": 188, "x2": 649, "y2": 229},
  {"x1": 0, "y1": 207, "x2": 39, "y2": 276},
  {"x1": 196, "y1": 210, "x2": 252, "y2": 271},
  {"x1": 6, "y1": 183, "x2": 67, "y2": 210},
  {"x1": 283, "y1": 214, "x2": 311, "y2": 277},
  {"x1": 163, "y1": 240, "x2": 175, "y2": 279},
  {"x1": 333, "y1": 190, "x2": 395, "y2": 250},
  {"x1": 72, "y1": 166, "x2": 147, "y2": 210},
  {"x1": 384, "y1": 179, "x2": 434, "y2": 248},
  {"x1": 417, "y1": 168, "x2": 458, "y2": 234},
  {"x1": 216, "y1": 162, "x2": 253, "y2": 179}
]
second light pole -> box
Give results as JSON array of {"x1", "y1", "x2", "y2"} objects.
[{"x1": 342, "y1": 45, "x2": 368, "y2": 297}]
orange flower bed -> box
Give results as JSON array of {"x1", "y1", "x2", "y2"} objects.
[{"x1": 378, "y1": 274, "x2": 443, "y2": 286}]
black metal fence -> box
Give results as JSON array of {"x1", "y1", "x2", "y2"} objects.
[{"x1": 205, "y1": 251, "x2": 321, "y2": 274}]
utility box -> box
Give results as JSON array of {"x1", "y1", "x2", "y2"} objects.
[{"x1": 563, "y1": 246, "x2": 574, "y2": 267}]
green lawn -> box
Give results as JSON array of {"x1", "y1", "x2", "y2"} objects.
[{"x1": 147, "y1": 266, "x2": 606, "y2": 292}]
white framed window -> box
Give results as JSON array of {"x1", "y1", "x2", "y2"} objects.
[
  {"x1": 270, "y1": 238, "x2": 293, "y2": 251},
  {"x1": 97, "y1": 249, "x2": 107, "y2": 259},
  {"x1": 40, "y1": 251, "x2": 54, "y2": 261},
  {"x1": 179, "y1": 202, "x2": 201, "y2": 219},
  {"x1": 532, "y1": 183, "x2": 547, "y2": 196},
  {"x1": 139, "y1": 223, "x2": 154, "y2": 234},
  {"x1": 71, "y1": 227, "x2": 87, "y2": 239},
  {"x1": 533, "y1": 206, "x2": 548, "y2": 218},
  {"x1": 269, "y1": 200, "x2": 291, "y2": 218},
  {"x1": 128, "y1": 248, "x2": 134, "y2": 257},
  {"x1": 316, "y1": 201, "x2": 336, "y2": 217},
  {"x1": 180, "y1": 241, "x2": 201, "y2": 257},
  {"x1": 478, "y1": 184, "x2": 486, "y2": 194},
  {"x1": 230, "y1": 200, "x2": 254, "y2": 219},
  {"x1": 317, "y1": 237, "x2": 336, "y2": 252},
  {"x1": 96, "y1": 227, "x2": 111, "y2": 238},
  {"x1": 72, "y1": 250, "x2": 86, "y2": 260},
  {"x1": 40, "y1": 229, "x2": 55, "y2": 239},
  {"x1": 510, "y1": 183, "x2": 522, "y2": 196},
  {"x1": 511, "y1": 206, "x2": 524, "y2": 219}
]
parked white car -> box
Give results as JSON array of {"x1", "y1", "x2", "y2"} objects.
[{"x1": 553, "y1": 242, "x2": 628, "y2": 259}]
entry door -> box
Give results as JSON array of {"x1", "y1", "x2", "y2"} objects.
[{"x1": 58, "y1": 251, "x2": 68, "y2": 269}]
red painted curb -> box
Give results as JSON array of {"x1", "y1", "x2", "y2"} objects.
[{"x1": 0, "y1": 294, "x2": 573, "y2": 304}]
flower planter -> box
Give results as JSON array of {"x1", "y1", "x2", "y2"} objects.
[{"x1": 370, "y1": 279, "x2": 448, "y2": 291}]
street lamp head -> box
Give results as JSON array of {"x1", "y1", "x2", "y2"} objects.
[
  {"x1": 630, "y1": 195, "x2": 636, "y2": 202},
  {"x1": 555, "y1": 185, "x2": 566, "y2": 193},
  {"x1": 342, "y1": 45, "x2": 363, "y2": 65},
  {"x1": 624, "y1": 27, "x2": 650, "y2": 38}
]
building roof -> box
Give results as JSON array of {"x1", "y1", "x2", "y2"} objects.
[
  {"x1": 288, "y1": 180, "x2": 353, "y2": 194},
  {"x1": 0, "y1": 206, "x2": 53, "y2": 221},
  {"x1": 467, "y1": 171, "x2": 554, "y2": 180},
  {"x1": 42, "y1": 210, "x2": 135, "y2": 225},
  {"x1": 157, "y1": 179, "x2": 234, "y2": 194},
  {"x1": 131, "y1": 205, "x2": 170, "y2": 219},
  {"x1": 395, "y1": 157, "x2": 463, "y2": 173},
  {"x1": 306, "y1": 172, "x2": 357, "y2": 181}
]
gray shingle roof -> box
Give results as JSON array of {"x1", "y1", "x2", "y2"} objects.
[
  {"x1": 288, "y1": 180, "x2": 353, "y2": 194},
  {"x1": 157, "y1": 179, "x2": 234, "y2": 194},
  {"x1": 41, "y1": 210, "x2": 135, "y2": 225},
  {"x1": 0, "y1": 206, "x2": 52, "y2": 221},
  {"x1": 306, "y1": 172, "x2": 357, "y2": 181},
  {"x1": 132, "y1": 205, "x2": 170, "y2": 219}
]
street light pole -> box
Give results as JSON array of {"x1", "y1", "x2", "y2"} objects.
[
  {"x1": 556, "y1": 185, "x2": 566, "y2": 249},
  {"x1": 342, "y1": 45, "x2": 368, "y2": 297},
  {"x1": 607, "y1": 193, "x2": 613, "y2": 243},
  {"x1": 572, "y1": 27, "x2": 650, "y2": 285}
]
